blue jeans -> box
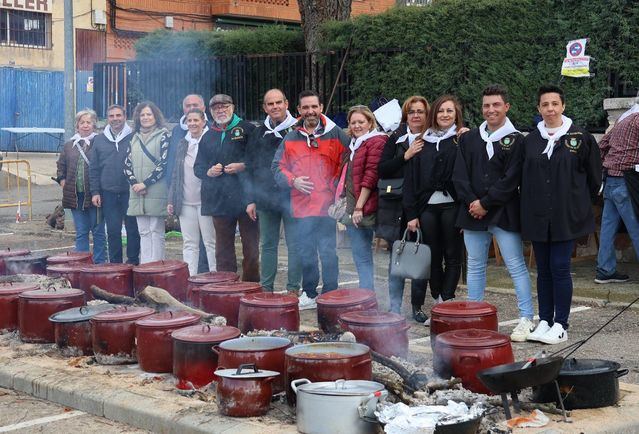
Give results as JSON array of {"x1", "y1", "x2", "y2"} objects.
[
  {"x1": 102, "y1": 190, "x2": 140, "y2": 264},
  {"x1": 596, "y1": 176, "x2": 639, "y2": 275},
  {"x1": 532, "y1": 240, "x2": 574, "y2": 329},
  {"x1": 297, "y1": 217, "x2": 339, "y2": 298},
  {"x1": 70, "y1": 193, "x2": 106, "y2": 263},
  {"x1": 346, "y1": 225, "x2": 375, "y2": 290},
  {"x1": 258, "y1": 207, "x2": 302, "y2": 292},
  {"x1": 464, "y1": 227, "x2": 533, "y2": 319}
]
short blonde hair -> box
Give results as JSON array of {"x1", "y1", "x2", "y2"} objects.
[
  {"x1": 347, "y1": 105, "x2": 378, "y2": 133},
  {"x1": 75, "y1": 108, "x2": 97, "y2": 131}
]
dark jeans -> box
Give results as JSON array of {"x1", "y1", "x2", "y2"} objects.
[
  {"x1": 419, "y1": 203, "x2": 462, "y2": 301},
  {"x1": 388, "y1": 255, "x2": 428, "y2": 311},
  {"x1": 213, "y1": 214, "x2": 259, "y2": 282},
  {"x1": 297, "y1": 217, "x2": 339, "y2": 298},
  {"x1": 102, "y1": 190, "x2": 140, "y2": 264},
  {"x1": 532, "y1": 239, "x2": 575, "y2": 329}
]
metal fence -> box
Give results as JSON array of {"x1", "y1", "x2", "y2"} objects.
[{"x1": 94, "y1": 50, "x2": 352, "y2": 122}]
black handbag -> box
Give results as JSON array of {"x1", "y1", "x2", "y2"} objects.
[
  {"x1": 390, "y1": 228, "x2": 431, "y2": 280},
  {"x1": 377, "y1": 178, "x2": 403, "y2": 200}
]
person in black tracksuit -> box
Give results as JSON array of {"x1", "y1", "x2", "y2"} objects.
[
  {"x1": 377, "y1": 96, "x2": 430, "y2": 322},
  {"x1": 404, "y1": 95, "x2": 463, "y2": 302},
  {"x1": 521, "y1": 85, "x2": 602, "y2": 345}
]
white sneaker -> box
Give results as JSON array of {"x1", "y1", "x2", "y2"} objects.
[
  {"x1": 298, "y1": 292, "x2": 317, "y2": 311},
  {"x1": 526, "y1": 320, "x2": 551, "y2": 342},
  {"x1": 510, "y1": 317, "x2": 535, "y2": 342},
  {"x1": 537, "y1": 323, "x2": 568, "y2": 345}
]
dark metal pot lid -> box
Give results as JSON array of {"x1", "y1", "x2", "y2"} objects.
[
  {"x1": 19, "y1": 287, "x2": 84, "y2": 299},
  {"x1": 135, "y1": 310, "x2": 201, "y2": 328},
  {"x1": 171, "y1": 324, "x2": 241, "y2": 343},
  {"x1": 215, "y1": 364, "x2": 279, "y2": 379},
  {"x1": 91, "y1": 306, "x2": 155, "y2": 322},
  {"x1": 559, "y1": 358, "x2": 622, "y2": 376},
  {"x1": 49, "y1": 304, "x2": 117, "y2": 323},
  {"x1": 0, "y1": 282, "x2": 40, "y2": 295},
  {"x1": 316, "y1": 288, "x2": 377, "y2": 306}
]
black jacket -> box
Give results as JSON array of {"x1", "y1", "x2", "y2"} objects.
[
  {"x1": 403, "y1": 135, "x2": 458, "y2": 221},
  {"x1": 520, "y1": 124, "x2": 602, "y2": 242},
  {"x1": 453, "y1": 129, "x2": 523, "y2": 232},
  {"x1": 88, "y1": 131, "x2": 132, "y2": 195},
  {"x1": 193, "y1": 118, "x2": 255, "y2": 217},
  {"x1": 245, "y1": 123, "x2": 295, "y2": 212}
]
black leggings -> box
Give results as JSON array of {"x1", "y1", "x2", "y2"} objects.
[{"x1": 419, "y1": 203, "x2": 462, "y2": 300}]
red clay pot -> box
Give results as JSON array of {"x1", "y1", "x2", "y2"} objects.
[
  {"x1": 0, "y1": 248, "x2": 30, "y2": 275},
  {"x1": 434, "y1": 328, "x2": 514, "y2": 394},
  {"x1": 47, "y1": 262, "x2": 87, "y2": 288},
  {"x1": 0, "y1": 282, "x2": 39, "y2": 331},
  {"x1": 238, "y1": 292, "x2": 300, "y2": 333},
  {"x1": 133, "y1": 260, "x2": 189, "y2": 302},
  {"x1": 215, "y1": 365, "x2": 279, "y2": 417},
  {"x1": 49, "y1": 304, "x2": 116, "y2": 355},
  {"x1": 215, "y1": 336, "x2": 292, "y2": 394},
  {"x1": 90, "y1": 306, "x2": 155, "y2": 364},
  {"x1": 187, "y1": 271, "x2": 239, "y2": 307},
  {"x1": 316, "y1": 288, "x2": 378, "y2": 333},
  {"x1": 18, "y1": 287, "x2": 85, "y2": 343},
  {"x1": 199, "y1": 282, "x2": 263, "y2": 327},
  {"x1": 5, "y1": 253, "x2": 49, "y2": 275},
  {"x1": 285, "y1": 342, "x2": 372, "y2": 406},
  {"x1": 171, "y1": 324, "x2": 241, "y2": 390},
  {"x1": 135, "y1": 311, "x2": 201, "y2": 373},
  {"x1": 46, "y1": 251, "x2": 93, "y2": 266},
  {"x1": 79, "y1": 263, "x2": 134, "y2": 300},
  {"x1": 338, "y1": 310, "x2": 410, "y2": 358},
  {"x1": 430, "y1": 301, "x2": 498, "y2": 348}
]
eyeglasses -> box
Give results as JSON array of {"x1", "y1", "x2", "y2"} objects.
[
  {"x1": 210, "y1": 104, "x2": 231, "y2": 111},
  {"x1": 407, "y1": 110, "x2": 426, "y2": 115},
  {"x1": 306, "y1": 134, "x2": 318, "y2": 148}
]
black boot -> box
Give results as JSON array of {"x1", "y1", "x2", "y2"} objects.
[{"x1": 412, "y1": 305, "x2": 428, "y2": 323}]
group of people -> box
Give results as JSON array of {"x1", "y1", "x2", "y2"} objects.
[{"x1": 55, "y1": 83, "x2": 639, "y2": 346}]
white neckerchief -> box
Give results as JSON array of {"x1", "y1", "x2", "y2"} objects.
[
  {"x1": 263, "y1": 111, "x2": 297, "y2": 139},
  {"x1": 423, "y1": 125, "x2": 457, "y2": 151},
  {"x1": 538, "y1": 115, "x2": 573, "y2": 159},
  {"x1": 70, "y1": 132, "x2": 97, "y2": 165},
  {"x1": 184, "y1": 126, "x2": 209, "y2": 148},
  {"x1": 479, "y1": 118, "x2": 518, "y2": 160},
  {"x1": 103, "y1": 123, "x2": 133, "y2": 152},
  {"x1": 349, "y1": 130, "x2": 386, "y2": 161},
  {"x1": 179, "y1": 113, "x2": 209, "y2": 131},
  {"x1": 396, "y1": 129, "x2": 421, "y2": 146}
]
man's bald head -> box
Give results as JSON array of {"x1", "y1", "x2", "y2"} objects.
[{"x1": 182, "y1": 94, "x2": 205, "y2": 115}]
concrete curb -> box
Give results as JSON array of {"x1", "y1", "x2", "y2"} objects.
[{"x1": 0, "y1": 359, "x2": 295, "y2": 434}]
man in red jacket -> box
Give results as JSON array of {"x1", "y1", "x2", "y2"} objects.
[{"x1": 272, "y1": 90, "x2": 349, "y2": 309}]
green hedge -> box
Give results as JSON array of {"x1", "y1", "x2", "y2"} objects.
[
  {"x1": 135, "y1": 25, "x2": 304, "y2": 59},
  {"x1": 320, "y1": 0, "x2": 639, "y2": 129}
]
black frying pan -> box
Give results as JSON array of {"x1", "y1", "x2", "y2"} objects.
[{"x1": 476, "y1": 356, "x2": 563, "y2": 394}]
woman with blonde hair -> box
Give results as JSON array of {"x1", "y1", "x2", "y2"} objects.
[{"x1": 56, "y1": 109, "x2": 106, "y2": 263}]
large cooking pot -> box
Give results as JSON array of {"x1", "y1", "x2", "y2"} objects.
[
  {"x1": 238, "y1": 292, "x2": 300, "y2": 333},
  {"x1": 430, "y1": 301, "x2": 498, "y2": 348},
  {"x1": 49, "y1": 304, "x2": 117, "y2": 355},
  {"x1": 199, "y1": 282, "x2": 263, "y2": 327},
  {"x1": 135, "y1": 310, "x2": 201, "y2": 373},
  {"x1": 291, "y1": 378, "x2": 387, "y2": 434},
  {"x1": 47, "y1": 262, "x2": 87, "y2": 288},
  {"x1": 0, "y1": 282, "x2": 39, "y2": 331},
  {"x1": 90, "y1": 306, "x2": 155, "y2": 364},
  {"x1": 215, "y1": 364, "x2": 280, "y2": 417},
  {"x1": 79, "y1": 263, "x2": 134, "y2": 300},
  {"x1": 46, "y1": 251, "x2": 93, "y2": 266},
  {"x1": 316, "y1": 289, "x2": 378, "y2": 333},
  {"x1": 285, "y1": 342, "x2": 373, "y2": 405},
  {"x1": 338, "y1": 310, "x2": 409, "y2": 358},
  {"x1": 0, "y1": 248, "x2": 30, "y2": 275},
  {"x1": 171, "y1": 324, "x2": 241, "y2": 390},
  {"x1": 187, "y1": 271, "x2": 239, "y2": 307},
  {"x1": 5, "y1": 253, "x2": 49, "y2": 275},
  {"x1": 215, "y1": 336, "x2": 292, "y2": 394},
  {"x1": 18, "y1": 287, "x2": 85, "y2": 343},
  {"x1": 133, "y1": 260, "x2": 189, "y2": 301},
  {"x1": 532, "y1": 358, "x2": 629, "y2": 409},
  {"x1": 434, "y1": 329, "x2": 514, "y2": 394}
]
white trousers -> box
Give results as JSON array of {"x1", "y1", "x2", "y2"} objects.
[
  {"x1": 137, "y1": 216, "x2": 165, "y2": 264},
  {"x1": 179, "y1": 204, "x2": 216, "y2": 275}
]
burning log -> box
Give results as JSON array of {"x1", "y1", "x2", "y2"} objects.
[
  {"x1": 89, "y1": 284, "x2": 226, "y2": 325},
  {"x1": 371, "y1": 350, "x2": 430, "y2": 393}
]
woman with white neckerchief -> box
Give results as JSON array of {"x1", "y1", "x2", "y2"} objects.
[
  {"x1": 56, "y1": 109, "x2": 107, "y2": 263},
  {"x1": 336, "y1": 105, "x2": 387, "y2": 290},
  {"x1": 378, "y1": 96, "x2": 431, "y2": 322},
  {"x1": 404, "y1": 95, "x2": 464, "y2": 304},
  {"x1": 521, "y1": 84, "x2": 601, "y2": 345},
  {"x1": 168, "y1": 108, "x2": 216, "y2": 275}
]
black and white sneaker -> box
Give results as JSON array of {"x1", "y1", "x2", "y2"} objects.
[{"x1": 595, "y1": 271, "x2": 629, "y2": 284}]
